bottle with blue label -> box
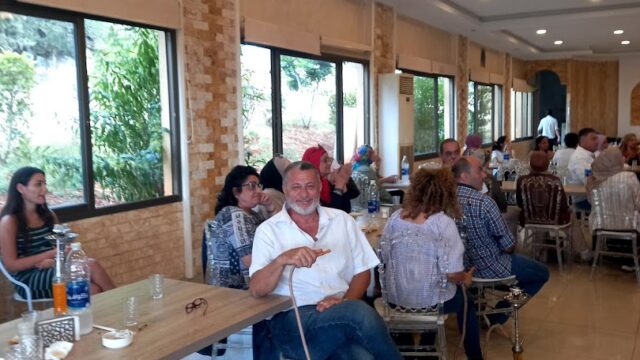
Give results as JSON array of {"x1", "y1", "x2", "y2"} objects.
[
  {"x1": 66, "y1": 242, "x2": 93, "y2": 335},
  {"x1": 400, "y1": 155, "x2": 410, "y2": 183},
  {"x1": 367, "y1": 180, "x2": 380, "y2": 215},
  {"x1": 503, "y1": 153, "x2": 510, "y2": 169}
]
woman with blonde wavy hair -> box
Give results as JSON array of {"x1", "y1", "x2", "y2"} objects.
[{"x1": 378, "y1": 168, "x2": 483, "y2": 360}]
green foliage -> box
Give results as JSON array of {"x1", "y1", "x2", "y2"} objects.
[
  {"x1": 414, "y1": 77, "x2": 437, "y2": 154},
  {"x1": 89, "y1": 23, "x2": 165, "y2": 203},
  {"x1": 280, "y1": 56, "x2": 333, "y2": 128},
  {"x1": 0, "y1": 138, "x2": 82, "y2": 195},
  {"x1": 327, "y1": 91, "x2": 357, "y2": 125},
  {"x1": 0, "y1": 13, "x2": 74, "y2": 61},
  {"x1": 0, "y1": 52, "x2": 35, "y2": 164}
]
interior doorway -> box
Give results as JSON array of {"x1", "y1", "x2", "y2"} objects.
[{"x1": 533, "y1": 70, "x2": 567, "y2": 143}]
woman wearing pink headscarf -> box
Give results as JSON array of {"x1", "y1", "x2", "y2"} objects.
[{"x1": 302, "y1": 145, "x2": 360, "y2": 213}]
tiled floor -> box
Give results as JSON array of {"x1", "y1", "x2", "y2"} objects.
[
  {"x1": 4, "y1": 262, "x2": 640, "y2": 359},
  {"x1": 183, "y1": 262, "x2": 640, "y2": 360}
]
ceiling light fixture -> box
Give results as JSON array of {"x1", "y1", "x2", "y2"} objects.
[
  {"x1": 614, "y1": 30, "x2": 624, "y2": 35},
  {"x1": 622, "y1": 40, "x2": 631, "y2": 45},
  {"x1": 554, "y1": 40, "x2": 563, "y2": 45},
  {"x1": 536, "y1": 29, "x2": 547, "y2": 35}
]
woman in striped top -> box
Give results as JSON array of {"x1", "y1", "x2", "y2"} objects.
[{"x1": 0, "y1": 167, "x2": 115, "y2": 299}]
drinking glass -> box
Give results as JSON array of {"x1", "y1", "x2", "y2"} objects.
[
  {"x1": 19, "y1": 335, "x2": 42, "y2": 359},
  {"x1": 149, "y1": 274, "x2": 164, "y2": 299},
  {"x1": 123, "y1": 296, "x2": 138, "y2": 327},
  {"x1": 632, "y1": 159, "x2": 638, "y2": 171}
]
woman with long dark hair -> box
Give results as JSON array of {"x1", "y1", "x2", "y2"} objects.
[{"x1": 0, "y1": 167, "x2": 115, "y2": 299}]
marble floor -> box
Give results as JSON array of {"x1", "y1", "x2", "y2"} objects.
[
  {"x1": 3, "y1": 262, "x2": 640, "y2": 359},
  {"x1": 182, "y1": 263, "x2": 640, "y2": 360}
]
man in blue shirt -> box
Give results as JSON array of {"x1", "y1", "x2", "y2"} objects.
[{"x1": 453, "y1": 156, "x2": 549, "y2": 325}]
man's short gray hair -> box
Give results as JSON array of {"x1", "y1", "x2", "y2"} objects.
[
  {"x1": 282, "y1": 161, "x2": 321, "y2": 187},
  {"x1": 452, "y1": 157, "x2": 472, "y2": 180}
]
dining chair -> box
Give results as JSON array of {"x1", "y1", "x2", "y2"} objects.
[
  {"x1": 0, "y1": 257, "x2": 52, "y2": 313},
  {"x1": 375, "y1": 229, "x2": 448, "y2": 359},
  {"x1": 589, "y1": 178, "x2": 640, "y2": 286},
  {"x1": 200, "y1": 222, "x2": 252, "y2": 359},
  {"x1": 519, "y1": 175, "x2": 572, "y2": 273}
]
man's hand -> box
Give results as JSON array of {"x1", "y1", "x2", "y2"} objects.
[
  {"x1": 316, "y1": 294, "x2": 344, "y2": 312},
  {"x1": 276, "y1": 247, "x2": 330, "y2": 268},
  {"x1": 461, "y1": 267, "x2": 475, "y2": 288}
]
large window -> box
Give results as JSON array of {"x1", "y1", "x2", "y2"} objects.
[
  {"x1": 241, "y1": 44, "x2": 368, "y2": 167},
  {"x1": 510, "y1": 90, "x2": 534, "y2": 140},
  {"x1": 0, "y1": 4, "x2": 180, "y2": 220},
  {"x1": 468, "y1": 82, "x2": 502, "y2": 145},
  {"x1": 404, "y1": 71, "x2": 454, "y2": 158}
]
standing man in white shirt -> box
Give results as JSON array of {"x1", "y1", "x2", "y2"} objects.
[
  {"x1": 249, "y1": 161, "x2": 402, "y2": 360},
  {"x1": 538, "y1": 109, "x2": 561, "y2": 148},
  {"x1": 568, "y1": 128, "x2": 598, "y2": 211}
]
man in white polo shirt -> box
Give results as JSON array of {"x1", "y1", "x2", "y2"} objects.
[
  {"x1": 249, "y1": 161, "x2": 401, "y2": 360},
  {"x1": 538, "y1": 109, "x2": 560, "y2": 147}
]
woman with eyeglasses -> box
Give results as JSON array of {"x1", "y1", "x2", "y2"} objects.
[
  {"x1": 201, "y1": 165, "x2": 274, "y2": 358},
  {"x1": 302, "y1": 145, "x2": 360, "y2": 213},
  {"x1": 203, "y1": 165, "x2": 273, "y2": 290}
]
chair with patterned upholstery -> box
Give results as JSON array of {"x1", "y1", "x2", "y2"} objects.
[
  {"x1": 589, "y1": 176, "x2": 640, "y2": 286},
  {"x1": 375, "y1": 228, "x2": 448, "y2": 359},
  {"x1": 519, "y1": 174, "x2": 572, "y2": 273}
]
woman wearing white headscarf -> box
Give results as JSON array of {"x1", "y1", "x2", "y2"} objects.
[{"x1": 586, "y1": 147, "x2": 640, "y2": 230}]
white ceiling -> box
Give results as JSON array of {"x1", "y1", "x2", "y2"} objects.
[{"x1": 379, "y1": 0, "x2": 640, "y2": 60}]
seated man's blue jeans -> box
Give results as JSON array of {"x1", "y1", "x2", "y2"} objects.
[
  {"x1": 574, "y1": 198, "x2": 591, "y2": 212},
  {"x1": 443, "y1": 286, "x2": 483, "y2": 360},
  {"x1": 490, "y1": 253, "x2": 550, "y2": 325},
  {"x1": 267, "y1": 299, "x2": 402, "y2": 360}
]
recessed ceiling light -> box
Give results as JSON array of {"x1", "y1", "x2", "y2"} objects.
[
  {"x1": 554, "y1": 40, "x2": 563, "y2": 45},
  {"x1": 622, "y1": 40, "x2": 631, "y2": 45},
  {"x1": 614, "y1": 30, "x2": 624, "y2": 35},
  {"x1": 536, "y1": 29, "x2": 547, "y2": 35}
]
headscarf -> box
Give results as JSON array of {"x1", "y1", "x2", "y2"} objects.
[
  {"x1": 351, "y1": 145, "x2": 373, "y2": 171},
  {"x1": 302, "y1": 145, "x2": 332, "y2": 204},
  {"x1": 586, "y1": 147, "x2": 624, "y2": 196},
  {"x1": 259, "y1": 156, "x2": 290, "y2": 192},
  {"x1": 529, "y1": 151, "x2": 550, "y2": 173},
  {"x1": 465, "y1": 134, "x2": 482, "y2": 150}
]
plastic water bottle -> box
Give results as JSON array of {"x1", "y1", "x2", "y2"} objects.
[
  {"x1": 400, "y1": 156, "x2": 410, "y2": 183},
  {"x1": 66, "y1": 242, "x2": 93, "y2": 335},
  {"x1": 503, "y1": 153, "x2": 510, "y2": 169},
  {"x1": 367, "y1": 180, "x2": 380, "y2": 215}
]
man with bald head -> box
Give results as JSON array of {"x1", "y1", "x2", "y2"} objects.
[{"x1": 454, "y1": 156, "x2": 549, "y2": 326}]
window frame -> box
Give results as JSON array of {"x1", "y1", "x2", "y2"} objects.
[
  {"x1": 1, "y1": 1, "x2": 182, "y2": 222},
  {"x1": 511, "y1": 89, "x2": 534, "y2": 142},
  {"x1": 242, "y1": 42, "x2": 370, "y2": 164},
  {"x1": 399, "y1": 69, "x2": 455, "y2": 160},
  {"x1": 468, "y1": 81, "x2": 502, "y2": 146}
]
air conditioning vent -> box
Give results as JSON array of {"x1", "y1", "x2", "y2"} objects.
[{"x1": 399, "y1": 75, "x2": 413, "y2": 96}]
